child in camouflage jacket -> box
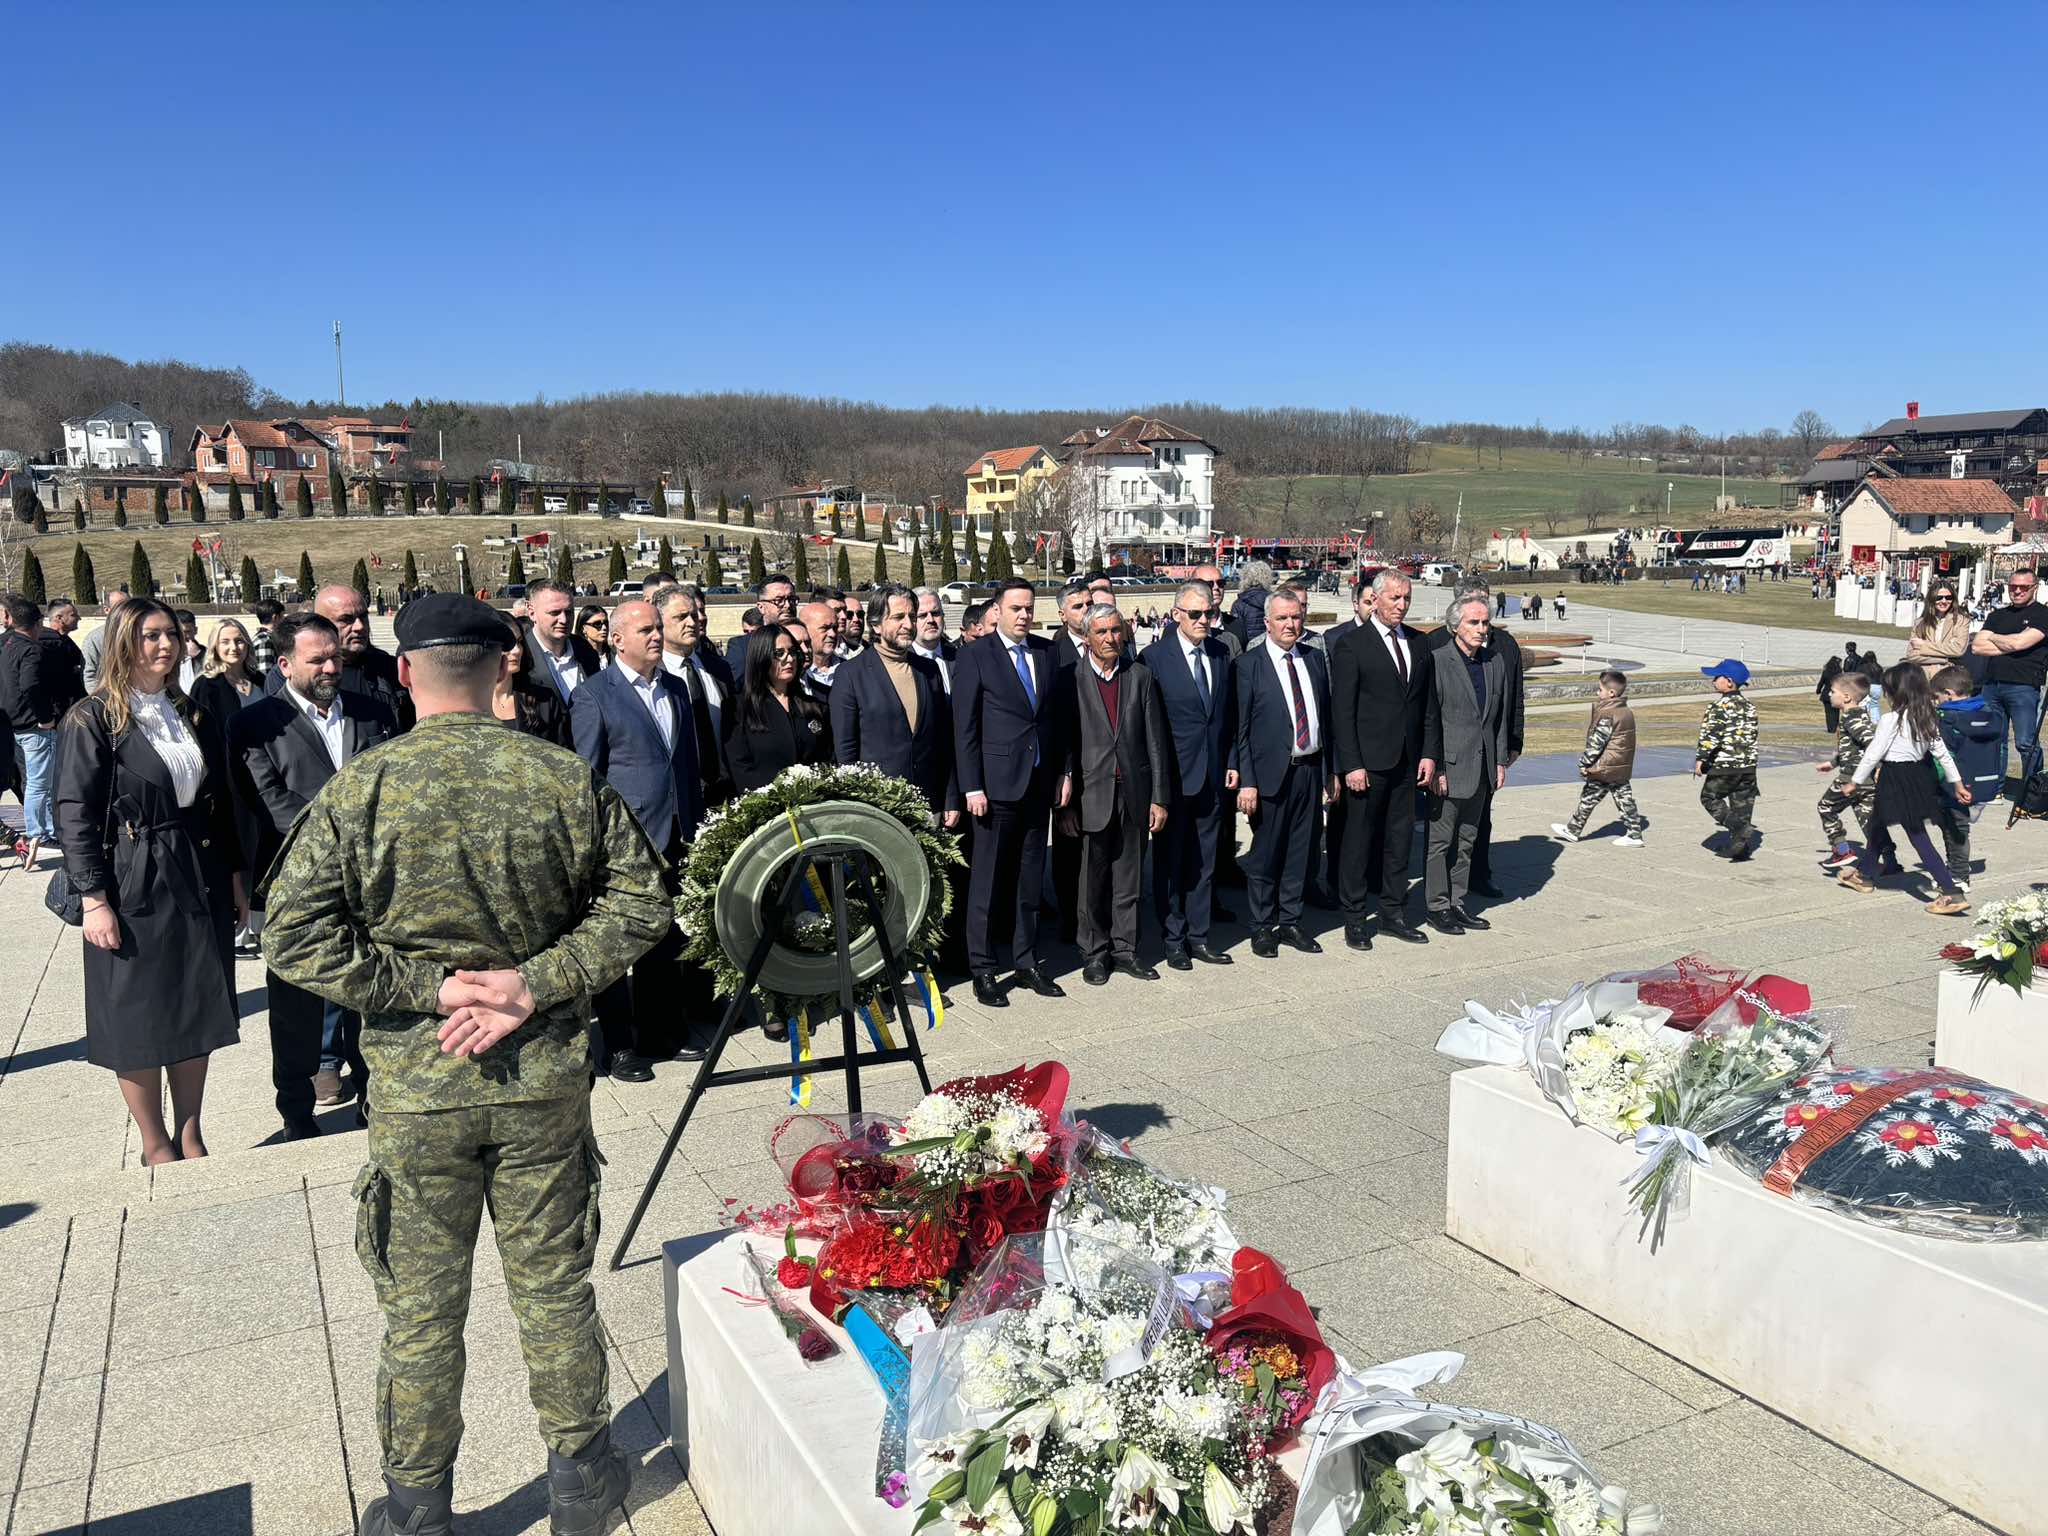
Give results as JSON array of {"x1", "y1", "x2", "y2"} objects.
[{"x1": 1695, "y1": 659, "x2": 1760, "y2": 860}]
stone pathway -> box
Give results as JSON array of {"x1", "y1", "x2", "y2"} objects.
[{"x1": 1, "y1": 763, "x2": 2028, "y2": 1535}]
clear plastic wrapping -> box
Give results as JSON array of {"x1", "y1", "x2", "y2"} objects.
[{"x1": 1046, "y1": 1124, "x2": 1239, "y2": 1285}]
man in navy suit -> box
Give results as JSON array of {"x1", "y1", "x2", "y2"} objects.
[
  {"x1": 832, "y1": 584, "x2": 961, "y2": 822},
  {"x1": 724, "y1": 573, "x2": 797, "y2": 676},
  {"x1": 952, "y1": 577, "x2": 1074, "y2": 1008},
  {"x1": 571, "y1": 598, "x2": 704, "y2": 1081},
  {"x1": 1231, "y1": 587, "x2": 1332, "y2": 957},
  {"x1": 1144, "y1": 582, "x2": 1237, "y2": 969}
]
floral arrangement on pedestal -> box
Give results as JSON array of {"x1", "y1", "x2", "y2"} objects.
[
  {"x1": 1343, "y1": 1425, "x2": 1662, "y2": 1535},
  {"x1": 1940, "y1": 892, "x2": 2048, "y2": 999}
]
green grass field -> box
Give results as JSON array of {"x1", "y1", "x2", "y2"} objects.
[{"x1": 1553, "y1": 580, "x2": 1918, "y2": 644}]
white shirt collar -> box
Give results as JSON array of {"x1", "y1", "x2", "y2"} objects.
[
  {"x1": 1087, "y1": 656, "x2": 1119, "y2": 682},
  {"x1": 622, "y1": 663, "x2": 661, "y2": 692},
  {"x1": 1370, "y1": 615, "x2": 1402, "y2": 641},
  {"x1": 285, "y1": 682, "x2": 337, "y2": 721}
]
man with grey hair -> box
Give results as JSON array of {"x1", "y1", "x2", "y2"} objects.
[
  {"x1": 1425, "y1": 573, "x2": 1523, "y2": 898},
  {"x1": 78, "y1": 585, "x2": 128, "y2": 693},
  {"x1": 1419, "y1": 594, "x2": 1511, "y2": 934},
  {"x1": 1145, "y1": 581, "x2": 1237, "y2": 966},
  {"x1": 911, "y1": 586, "x2": 955, "y2": 692},
  {"x1": 1225, "y1": 560, "x2": 1277, "y2": 648},
  {"x1": 1232, "y1": 585, "x2": 1331, "y2": 955}
]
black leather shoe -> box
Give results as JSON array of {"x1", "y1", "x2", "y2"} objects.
[
  {"x1": 1448, "y1": 908, "x2": 1491, "y2": 931},
  {"x1": 1187, "y1": 943, "x2": 1233, "y2": 965},
  {"x1": 971, "y1": 972, "x2": 1009, "y2": 1008},
  {"x1": 1016, "y1": 966, "x2": 1067, "y2": 998},
  {"x1": 1211, "y1": 903, "x2": 1236, "y2": 923},
  {"x1": 1425, "y1": 912, "x2": 1466, "y2": 936},
  {"x1": 1110, "y1": 956, "x2": 1159, "y2": 980},
  {"x1": 1469, "y1": 878, "x2": 1506, "y2": 899},
  {"x1": 1276, "y1": 925, "x2": 1322, "y2": 954},
  {"x1": 607, "y1": 1051, "x2": 654, "y2": 1083},
  {"x1": 762, "y1": 1018, "x2": 789, "y2": 1042},
  {"x1": 1379, "y1": 917, "x2": 1430, "y2": 944},
  {"x1": 1165, "y1": 948, "x2": 1193, "y2": 971},
  {"x1": 1251, "y1": 929, "x2": 1279, "y2": 958},
  {"x1": 670, "y1": 1043, "x2": 708, "y2": 1063},
  {"x1": 280, "y1": 1117, "x2": 322, "y2": 1141},
  {"x1": 1344, "y1": 924, "x2": 1374, "y2": 951},
  {"x1": 1082, "y1": 960, "x2": 1112, "y2": 986}
]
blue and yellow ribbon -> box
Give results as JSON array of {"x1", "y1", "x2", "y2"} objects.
[{"x1": 786, "y1": 1005, "x2": 814, "y2": 1106}]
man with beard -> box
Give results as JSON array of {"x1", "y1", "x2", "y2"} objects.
[
  {"x1": 267, "y1": 582, "x2": 413, "y2": 729},
  {"x1": 911, "y1": 586, "x2": 956, "y2": 693},
  {"x1": 231, "y1": 611, "x2": 400, "y2": 1134}
]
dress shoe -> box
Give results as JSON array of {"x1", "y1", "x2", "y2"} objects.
[
  {"x1": 1344, "y1": 923, "x2": 1374, "y2": 951},
  {"x1": 280, "y1": 1117, "x2": 322, "y2": 1141},
  {"x1": 971, "y1": 972, "x2": 1009, "y2": 1008},
  {"x1": 1165, "y1": 948, "x2": 1193, "y2": 971},
  {"x1": 1187, "y1": 943, "x2": 1233, "y2": 966},
  {"x1": 607, "y1": 1051, "x2": 654, "y2": 1083},
  {"x1": 1469, "y1": 878, "x2": 1506, "y2": 899},
  {"x1": 1276, "y1": 925, "x2": 1322, "y2": 954},
  {"x1": 1448, "y1": 908, "x2": 1491, "y2": 931},
  {"x1": 312, "y1": 1068, "x2": 350, "y2": 1107},
  {"x1": 1251, "y1": 929, "x2": 1280, "y2": 958},
  {"x1": 670, "y1": 1043, "x2": 708, "y2": 1063},
  {"x1": 1425, "y1": 911, "x2": 1467, "y2": 936},
  {"x1": 1379, "y1": 917, "x2": 1430, "y2": 944},
  {"x1": 1211, "y1": 903, "x2": 1236, "y2": 923},
  {"x1": 1015, "y1": 966, "x2": 1067, "y2": 999},
  {"x1": 762, "y1": 1018, "x2": 789, "y2": 1042},
  {"x1": 1110, "y1": 956, "x2": 1160, "y2": 981},
  {"x1": 1082, "y1": 960, "x2": 1112, "y2": 986}
]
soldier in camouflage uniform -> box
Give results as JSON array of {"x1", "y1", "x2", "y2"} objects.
[
  {"x1": 1693, "y1": 658, "x2": 1761, "y2": 861},
  {"x1": 1816, "y1": 669, "x2": 1878, "y2": 856},
  {"x1": 264, "y1": 595, "x2": 673, "y2": 1536}
]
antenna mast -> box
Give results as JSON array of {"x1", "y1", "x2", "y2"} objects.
[{"x1": 333, "y1": 320, "x2": 345, "y2": 405}]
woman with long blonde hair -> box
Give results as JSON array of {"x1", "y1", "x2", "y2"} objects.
[{"x1": 53, "y1": 599, "x2": 246, "y2": 1163}]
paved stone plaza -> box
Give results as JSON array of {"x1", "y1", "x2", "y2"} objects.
[{"x1": 0, "y1": 760, "x2": 2026, "y2": 1536}]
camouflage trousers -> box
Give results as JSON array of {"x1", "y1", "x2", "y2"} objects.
[
  {"x1": 353, "y1": 1094, "x2": 609, "y2": 1488},
  {"x1": 1699, "y1": 769, "x2": 1759, "y2": 839},
  {"x1": 1566, "y1": 778, "x2": 1645, "y2": 835},
  {"x1": 1816, "y1": 776, "x2": 1875, "y2": 845}
]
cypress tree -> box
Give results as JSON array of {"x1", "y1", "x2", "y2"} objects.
[
  {"x1": 190, "y1": 484, "x2": 206, "y2": 522},
  {"x1": 499, "y1": 477, "x2": 517, "y2": 515},
  {"x1": 402, "y1": 479, "x2": 419, "y2": 516},
  {"x1": 872, "y1": 537, "x2": 888, "y2": 584},
  {"x1": 1060, "y1": 532, "x2": 1076, "y2": 576},
  {"x1": 263, "y1": 478, "x2": 280, "y2": 518},
  {"x1": 941, "y1": 540, "x2": 959, "y2": 584},
  {"x1": 742, "y1": 496, "x2": 755, "y2": 527},
  {"x1": 113, "y1": 487, "x2": 128, "y2": 528},
  {"x1": 152, "y1": 482, "x2": 168, "y2": 525},
  {"x1": 553, "y1": 543, "x2": 572, "y2": 585},
  {"x1": 366, "y1": 475, "x2": 386, "y2": 515},
  {"x1": 227, "y1": 478, "x2": 245, "y2": 521},
  {"x1": 656, "y1": 536, "x2": 675, "y2": 578},
  {"x1": 716, "y1": 490, "x2": 730, "y2": 525},
  {"x1": 435, "y1": 476, "x2": 452, "y2": 515},
  {"x1": 297, "y1": 474, "x2": 314, "y2": 518},
  {"x1": 836, "y1": 545, "x2": 853, "y2": 588},
  {"x1": 792, "y1": 536, "x2": 812, "y2": 588},
  {"x1": 329, "y1": 464, "x2": 348, "y2": 515},
  {"x1": 607, "y1": 541, "x2": 627, "y2": 588},
  {"x1": 298, "y1": 551, "x2": 315, "y2": 595},
  {"x1": 186, "y1": 550, "x2": 210, "y2": 602},
  {"x1": 240, "y1": 555, "x2": 261, "y2": 602},
  {"x1": 986, "y1": 507, "x2": 1006, "y2": 576},
  {"x1": 507, "y1": 546, "x2": 528, "y2": 585},
  {"x1": 1092, "y1": 536, "x2": 1107, "y2": 572},
  {"x1": 468, "y1": 475, "x2": 484, "y2": 514},
  {"x1": 910, "y1": 545, "x2": 926, "y2": 586},
  {"x1": 31, "y1": 495, "x2": 46, "y2": 533},
  {"x1": 966, "y1": 521, "x2": 983, "y2": 581},
  {"x1": 21, "y1": 548, "x2": 44, "y2": 603},
  {"x1": 73, "y1": 544, "x2": 98, "y2": 606},
  {"x1": 403, "y1": 549, "x2": 419, "y2": 590},
  {"x1": 704, "y1": 546, "x2": 725, "y2": 587},
  {"x1": 72, "y1": 497, "x2": 86, "y2": 530},
  {"x1": 829, "y1": 502, "x2": 842, "y2": 536},
  {"x1": 747, "y1": 537, "x2": 766, "y2": 588},
  {"x1": 597, "y1": 481, "x2": 610, "y2": 517},
  {"x1": 130, "y1": 541, "x2": 153, "y2": 597},
  {"x1": 1013, "y1": 523, "x2": 1032, "y2": 570},
  {"x1": 351, "y1": 558, "x2": 370, "y2": 597},
  {"x1": 682, "y1": 480, "x2": 697, "y2": 521}
]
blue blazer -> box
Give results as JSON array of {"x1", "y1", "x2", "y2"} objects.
[
  {"x1": 1231, "y1": 642, "x2": 1331, "y2": 795},
  {"x1": 952, "y1": 632, "x2": 1069, "y2": 804},
  {"x1": 1142, "y1": 633, "x2": 1235, "y2": 800},
  {"x1": 830, "y1": 646, "x2": 960, "y2": 815},
  {"x1": 570, "y1": 662, "x2": 704, "y2": 851}
]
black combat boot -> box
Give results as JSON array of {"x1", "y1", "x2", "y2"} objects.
[
  {"x1": 359, "y1": 1475, "x2": 454, "y2": 1536},
  {"x1": 548, "y1": 1428, "x2": 631, "y2": 1535}
]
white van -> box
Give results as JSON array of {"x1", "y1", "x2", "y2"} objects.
[
  {"x1": 608, "y1": 580, "x2": 644, "y2": 597},
  {"x1": 1419, "y1": 562, "x2": 1463, "y2": 587}
]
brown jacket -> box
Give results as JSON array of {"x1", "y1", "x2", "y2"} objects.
[{"x1": 1583, "y1": 700, "x2": 1637, "y2": 785}]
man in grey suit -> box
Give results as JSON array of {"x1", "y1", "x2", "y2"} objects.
[
  {"x1": 1419, "y1": 594, "x2": 1512, "y2": 936},
  {"x1": 1058, "y1": 606, "x2": 1170, "y2": 986}
]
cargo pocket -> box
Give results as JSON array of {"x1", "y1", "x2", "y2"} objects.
[
  {"x1": 353, "y1": 1165, "x2": 394, "y2": 1284},
  {"x1": 579, "y1": 1133, "x2": 606, "y2": 1256}
]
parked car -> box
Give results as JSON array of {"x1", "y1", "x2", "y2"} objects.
[
  {"x1": 704, "y1": 584, "x2": 741, "y2": 596},
  {"x1": 938, "y1": 581, "x2": 975, "y2": 606},
  {"x1": 500, "y1": 583, "x2": 529, "y2": 600},
  {"x1": 542, "y1": 494, "x2": 568, "y2": 513},
  {"x1": 629, "y1": 497, "x2": 653, "y2": 515},
  {"x1": 609, "y1": 580, "x2": 644, "y2": 597}
]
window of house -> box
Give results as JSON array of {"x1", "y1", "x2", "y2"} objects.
[{"x1": 297, "y1": 450, "x2": 317, "y2": 468}]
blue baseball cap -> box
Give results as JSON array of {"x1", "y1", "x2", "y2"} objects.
[{"x1": 1701, "y1": 659, "x2": 1750, "y2": 685}]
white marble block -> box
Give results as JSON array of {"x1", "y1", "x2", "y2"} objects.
[
  {"x1": 664, "y1": 1228, "x2": 899, "y2": 1536},
  {"x1": 1445, "y1": 1064, "x2": 2048, "y2": 1536},
  {"x1": 1936, "y1": 969, "x2": 2048, "y2": 1102}
]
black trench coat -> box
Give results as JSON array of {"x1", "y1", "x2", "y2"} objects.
[{"x1": 54, "y1": 695, "x2": 242, "y2": 1071}]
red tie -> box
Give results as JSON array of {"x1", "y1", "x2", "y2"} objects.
[{"x1": 1285, "y1": 649, "x2": 1310, "y2": 751}]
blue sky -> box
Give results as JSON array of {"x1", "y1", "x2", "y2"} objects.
[{"x1": 5, "y1": 2, "x2": 2041, "y2": 434}]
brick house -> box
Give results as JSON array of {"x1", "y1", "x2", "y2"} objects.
[
  {"x1": 190, "y1": 420, "x2": 334, "y2": 484},
  {"x1": 302, "y1": 416, "x2": 413, "y2": 472}
]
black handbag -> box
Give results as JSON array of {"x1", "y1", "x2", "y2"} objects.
[{"x1": 2008, "y1": 769, "x2": 2048, "y2": 828}]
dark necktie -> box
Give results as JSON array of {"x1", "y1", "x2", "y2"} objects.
[
  {"x1": 1189, "y1": 645, "x2": 1210, "y2": 712},
  {"x1": 1285, "y1": 649, "x2": 1309, "y2": 751},
  {"x1": 1386, "y1": 626, "x2": 1408, "y2": 683}
]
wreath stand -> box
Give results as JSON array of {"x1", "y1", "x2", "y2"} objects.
[{"x1": 608, "y1": 846, "x2": 936, "y2": 1271}]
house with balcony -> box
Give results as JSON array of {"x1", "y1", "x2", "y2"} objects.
[
  {"x1": 62, "y1": 402, "x2": 166, "y2": 468},
  {"x1": 190, "y1": 419, "x2": 335, "y2": 486},
  {"x1": 961, "y1": 446, "x2": 1058, "y2": 538},
  {"x1": 304, "y1": 415, "x2": 413, "y2": 472},
  {"x1": 1057, "y1": 414, "x2": 1217, "y2": 566}
]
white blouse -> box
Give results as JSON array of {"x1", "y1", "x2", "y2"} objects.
[
  {"x1": 1852, "y1": 710, "x2": 1960, "y2": 788},
  {"x1": 127, "y1": 689, "x2": 205, "y2": 808}
]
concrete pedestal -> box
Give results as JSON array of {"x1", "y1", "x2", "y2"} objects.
[
  {"x1": 1936, "y1": 969, "x2": 2048, "y2": 1101},
  {"x1": 1445, "y1": 1064, "x2": 2048, "y2": 1536}
]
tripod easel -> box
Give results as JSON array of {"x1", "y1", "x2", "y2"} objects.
[{"x1": 607, "y1": 845, "x2": 935, "y2": 1271}]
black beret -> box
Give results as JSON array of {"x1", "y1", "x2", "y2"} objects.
[{"x1": 394, "y1": 593, "x2": 515, "y2": 655}]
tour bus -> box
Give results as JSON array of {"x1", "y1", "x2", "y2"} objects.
[{"x1": 1663, "y1": 528, "x2": 1790, "y2": 569}]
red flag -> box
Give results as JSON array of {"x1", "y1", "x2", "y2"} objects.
[
  {"x1": 192, "y1": 538, "x2": 203, "y2": 553},
  {"x1": 1907, "y1": 401, "x2": 1919, "y2": 420}
]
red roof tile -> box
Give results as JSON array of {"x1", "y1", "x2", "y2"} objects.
[
  {"x1": 1861, "y1": 478, "x2": 2019, "y2": 518},
  {"x1": 1077, "y1": 413, "x2": 1214, "y2": 457},
  {"x1": 963, "y1": 445, "x2": 1051, "y2": 475}
]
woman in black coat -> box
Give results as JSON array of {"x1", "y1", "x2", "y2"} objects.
[
  {"x1": 188, "y1": 618, "x2": 271, "y2": 951},
  {"x1": 723, "y1": 620, "x2": 833, "y2": 791},
  {"x1": 492, "y1": 616, "x2": 572, "y2": 747},
  {"x1": 55, "y1": 599, "x2": 245, "y2": 1165}
]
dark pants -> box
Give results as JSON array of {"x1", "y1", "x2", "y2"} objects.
[
  {"x1": 967, "y1": 783, "x2": 1052, "y2": 973},
  {"x1": 1154, "y1": 785, "x2": 1221, "y2": 950},
  {"x1": 319, "y1": 1000, "x2": 363, "y2": 1078},
  {"x1": 1322, "y1": 787, "x2": 1347, "y2": 895},
  {"x1": 266, "y1": 970, "x2": 325, "y2": 1125},
  {"x1": 1245, "y1": 761, "x2": 1319, "y2": 931},
  {"x1": 1821, "y1": 700, "x2": 1841, "y2": 735},
  {"x1": 1470, "y1": 792, "x2": 1498, "y2": 887},
  {"x1": 1077, "y1": 808, "x2": 1144, "y2": 964},
  {"x1": 1340, "y1": 752, "x2": 1419, "y2": 922},
  {"x1": 596, "y1": 920, "x2": 687, "y2": 1062},
  {"x1": 1051, "y1": 822, "x2": 1083, "y2": 943}
]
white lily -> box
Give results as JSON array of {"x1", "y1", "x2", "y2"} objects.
[
  {"x1": 1600, "y1": 1487, "x2": 1663, "y2": 1534},
  {"x1": 942, "y1": 1485, "x2": 1025, "y2": 1536},
  {"x1": 1396, "y1": 1427, "x2": 1482, "y2": 1522},
  {"x1": 1108, "y1": 1446, "x2": 1188, "y2": 1529},
  {"x1": 999, "y1": 1401, "x2": 1055, "y2": 1471},
  {"x1": 1201, "y1": 1461, "x2": 1257, "y2": 1534},
  {"x1": 914, "y1": 1429, "x2": 979, "y2": 1484}
]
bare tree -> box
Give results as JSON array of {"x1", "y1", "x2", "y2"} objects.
[{"x1": 1790, "y1": 410, "x2": 1833, "y2": 469}]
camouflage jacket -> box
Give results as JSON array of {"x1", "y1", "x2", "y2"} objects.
[
  {"x1": 1828, "y1": 706, "x2": 1876, "y2": 779},
  {"x1": 1695, "y1": 692, "x2": 1759, "y2": 772},
  {"x1": 264, "y1": 711, "x2": 674, "y2": 1111}
]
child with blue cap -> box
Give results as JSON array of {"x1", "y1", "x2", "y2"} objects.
[{"x1": 1694, "y1": 659, "x2": 1759, "y2": 859}]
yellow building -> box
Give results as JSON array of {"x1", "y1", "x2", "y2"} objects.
[{"x1": 962, "y1": 445, "x2": 1058, "y2": 536}]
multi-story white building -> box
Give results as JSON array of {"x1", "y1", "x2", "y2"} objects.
[
  {"x1": 1057, "y1": 414, "x2": 1217, "y2": 565},
  {"x1": 62, "y1": 402, "x2": 167, "y2": 469}
]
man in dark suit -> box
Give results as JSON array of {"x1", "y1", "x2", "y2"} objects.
[
  {"x1": 1330, "y1": 570, "x2": 1435, "y2": 948},
  {"x1": 1062, "y1": 606, "x2": 1170, "y2": 986},
  {"x1": 1046, "y1": 578, "x2": 1094, "y2": 942},
  {"x1": 952, "y1": 577, "x2": 1074, "y2": 1007},
  {"x1": 524, "y1": 578, "x2": 603, "y2": 705},
  {"x1": 1426, "y1": 576, "x2": 1523, "y2": 897},
  {"x1": 232, "y1": 612, "x2": 400, "y2": 1137},
  {"x1": 1231, "y1": 587, "x2": 1332, "y2": 957},
  {"x1": 265, "y1": 583, "x2": 412, "y2": 729},
  {"x1": 1144, "y1": 582, "x2": 1236, "y2": 969},
  {"x1": 911, "y1": 587, "x2": 957, "y2": 693},
  {"x1": 1421, "y1": 594, "x2": 1512, "y2": 934},
  {"x1": 571, "y1": 598, "x2": 704, "y2": 1081},
  {"x1": 725, "y1": 574, "x2": 797, "y2": 675},
  {"x1": 832, "y1": 584, "x2": 960, "y2": 823},
  {"x1": 655, "y1": 582, "x2": 735, "y2": 806}
]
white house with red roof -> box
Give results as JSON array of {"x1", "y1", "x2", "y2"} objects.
[{"x1": 1057, "y1": 414, "x2": 1217, "y2": 564}]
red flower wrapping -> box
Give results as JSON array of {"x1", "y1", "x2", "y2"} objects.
[
  {"x1": 1229, "y1": 1246, "x2": 1288, "y2": 1307},
  {"x1": 1207, "y1": 1275, "x2": 1335, "y2": 1434}
]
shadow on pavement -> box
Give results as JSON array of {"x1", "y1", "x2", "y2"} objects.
[
  {"x1": 92, "y1": 1485, "x2": 254, "y2": 1534},
  {"x1": 0, "y1": 1201, "x2": 36, "y2": 1230},
  {"x1": 0, "y1": 1036, "x2": 88, "y2": 1074},
  {"x1": 1077, "y1": 1101, "x2": 1172, "y2": 1141}
]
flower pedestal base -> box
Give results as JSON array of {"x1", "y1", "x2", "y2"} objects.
[
  {"x1": 1445, "y1": 1064, "x2": 2048, "y2": 1536},
  {"x1": 1935, "y1": 969, "x2": 2048, "y2": 1101},
  {"x1": 663, "y1": 1228, "x2": 899, "y2": 1536}
]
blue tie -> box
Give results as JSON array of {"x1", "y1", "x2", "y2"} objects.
[
  {"x1": 1189, "y1": 644, "x2": 1210, "y2": 713},
  {"x1": 1012, "y1": 643, "x2": 1040, "y2": 765}
]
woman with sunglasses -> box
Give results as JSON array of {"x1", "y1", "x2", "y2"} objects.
[
  {"x1": 576, "y1": 605, "x2": 610, "y2": 657},
  {"x1": 1905, "y1": 582, "x2": 1968, "y2": 681},
  {"x1": 723, "y1": 620, "x2": 833, "y2": 792}
]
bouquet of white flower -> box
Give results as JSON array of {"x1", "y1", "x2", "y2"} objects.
[
  {"x1": 1941, "y1": 891, "x2": 2048, "y2": 999},
  {"x1": 1048, "y1": 1128, "x2": 1239, "y2": 1286},
  {"x1": 1437, "y1": 980, "x2": 1678, "y2": 1133},
  {"x1": 1560, "y1": 1016, "x2": 1684, "y2": 1138}
]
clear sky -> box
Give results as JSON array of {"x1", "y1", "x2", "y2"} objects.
[{"x1": 5, "y1": 1, "x2": 2041, "y2": 435}]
